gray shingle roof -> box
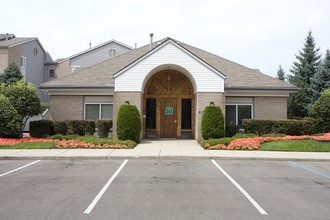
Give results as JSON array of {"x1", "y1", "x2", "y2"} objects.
[
  {"x1": 40, "y1": 38, "x2": 296, "y2": 90},
  {"x1": 0, "y1": 37, "x2": 36, "y2": 48}
]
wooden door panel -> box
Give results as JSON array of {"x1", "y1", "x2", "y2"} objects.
[{"x1": 160, "y1": 98, "x2": 177, "y2": 138}]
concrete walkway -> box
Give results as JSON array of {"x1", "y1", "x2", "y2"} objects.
[{"x1": 1, "y1": 139, "x2": 330, "y2": 161}]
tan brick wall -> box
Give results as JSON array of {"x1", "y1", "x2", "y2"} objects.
[
  {"x1": 49, "y1": 95, "x2": 83, "y2": 120},
  {"x1": 254, "y1": 96, "x2": 287, "y2": 120},
  {"x1": 112, "y1": 92, "x2": 143, "y2": 139},
  {"x1": 55, "y1": 60, "x2": 71, "y2": 78},
  {"x1": 196, "y1": 92, "x2": 225, "y2": 141},
  {"x1": 0, "y1": 49, "x2": 8, "y2": 73},
  {"x1": 8, "y1": 46, "x2": 21, "y2": 67}
]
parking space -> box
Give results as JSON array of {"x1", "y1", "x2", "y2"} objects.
[{"x1": 0, "y1": 159, "x2": 329, "y2": 220}]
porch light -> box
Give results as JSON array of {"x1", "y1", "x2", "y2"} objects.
[
  {"x1": 125, "y1": 101, "x2": 129, "y2": 105},
  {"x1": 210, "y1": 101, "x2": 214, "y2": 106}
]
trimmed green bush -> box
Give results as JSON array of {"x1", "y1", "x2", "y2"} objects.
[
  {"x1": 309, "y1": 89, "x2": 330, "y2": 132},
  {"x1": 54, "y1": 121, "x2": 68, "y2": 135},
  {"x1": 243, "y1": 119, "x2": 315, "y2": 136},
  {"x1": 201, "y1": 106, "x2": 225, "y2": 140},
  {"x1": 29, "y1": 120, "x2": 54, "y2": 138},
  {"x1": 96, "y1": 119, "x2": 112, "y2": 138},
  {"x1": 116, "y1": 105, "x2": 141, "y2": 142},
  {"x1": 84, "y1": 120, "x2": 96, "y2": 135},
  {"x1": 0, "y1": 94, "x2": 21, "y2": 138},
  {"x1": 225, "y1": 125, "x2": 239, "y2": 137}
]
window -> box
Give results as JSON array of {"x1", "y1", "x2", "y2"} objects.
[
  {"x1": 20, "y1": 56, "x2": 26, "y2": 68},
  {"x1": 34, "y1": 47, "x2": 38, "y2": 56},
  {"x1": 181, "y1": 99, "x2": 192, "y2": 129},
  {"x1": 85, "y1": 103, "x2": 113, "y2": 120},
  {"x1": 108, "y1": 48, "x2": 117, "y2": 57},
  {"x1": 49, "y1": 69, "x2": 55, "y2": 78},
  {"x1": 146, "y1": 99, "x2": 156, "y2": 129},
  {"x1": 225, "y1": 104, "x2": 252, "y2": 126}
]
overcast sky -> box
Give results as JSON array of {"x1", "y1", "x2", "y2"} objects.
[{"x1": 2, "y1": 0, "x2": 330, "y2": 77}]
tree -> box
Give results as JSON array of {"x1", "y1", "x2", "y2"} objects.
[
  {"x1": 310, "y1": 49, "x2": 330, "y2": 103},
  {"x1": 0, "y1": 81, "x2": 42, "y2": 135},
  {"x1": 276, "y1": 65, "x2": 286, "y2": 81},
  {"x1": 0, "y1": 62, "x2": 23, "y2": 84},
  {"x1": 0, "y1": 94, "x2": 21, "y2": 138},
  {"x1": 309, "y1": 89, "x2": 330, "y2": 132},
  {"x1": 288, "y1": 31, "x2": 322, "y2": 117}
]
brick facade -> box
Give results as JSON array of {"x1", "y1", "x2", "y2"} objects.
[
  {"x1": 49, "y1": 95, "x2": 83, "y2": 120},
  {"x1": 254, "y1": 96, "x2": 287, "y2": 119}
]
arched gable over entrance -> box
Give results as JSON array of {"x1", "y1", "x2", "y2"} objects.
[{"x1": 143, "y1": 69, "x2": 194, "y2": 139}]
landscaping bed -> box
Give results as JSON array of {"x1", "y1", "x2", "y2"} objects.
[
  {"x1": 0, "y1": 135, "x2": 136, "y2": 149},
  {"x1": 201, "y1": 133, "x2": 330, "y2": 151}
]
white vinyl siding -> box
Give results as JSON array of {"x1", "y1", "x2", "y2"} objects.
[{"x1": 115, "y1": 42, "x2": 225, "y2": 93}]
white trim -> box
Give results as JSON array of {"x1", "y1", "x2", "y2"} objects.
[
  {"x1": 225, "y1": 104, "x2": 253, "y2": 125},
  {"x1": 20, "y1": 56, "x2": 26, "y2": 69}
]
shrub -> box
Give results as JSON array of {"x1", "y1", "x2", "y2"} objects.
[
  {"x1": 116, "y1": 105, "x2": 141, "y2": 142},
  {"x1": 225, "y1": 125, "x2": 239, "y2": 137},
  {"x1": 54, "y1": 121, "x2": 68, "y2": 135},
  {"x1": 0, "y1": 94, "x2": 21, "y2": 138},
  {"x1": 96, "y1": 119, "x2": 112, "y2": 138},
  {"x1": 242, "y1": 119, "x2": 274, "y2": 136},
  {"x1": 309, "y1": 89, "x2": 330, "y2": 132},
  {"x1": 243, "y1": 119, "x2": 315, "y2": 136},
  {"x1": 84, "y1": 120, "x2": 96, "y2": 135},
  {"x1": 29, "y1": 120, "x2": 54, "y2": 138},
  {"x1": 201, "y1": 106, "x2": 225, "y2": 140}
]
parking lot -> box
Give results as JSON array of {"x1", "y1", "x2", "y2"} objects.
[{"x1": 0, "y1": 159, "x2": 329, "y2": 220}]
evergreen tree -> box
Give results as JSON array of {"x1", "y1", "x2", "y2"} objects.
[
  {"x1": 276, "y1": 65, "x2": 286, "y2": 81},
  {"x1": 310, "y1": 49, "x2": 330, "y2": 103},
  {"x1": 288, "y1": 31, "x2": 322, "y2": 117},
  {"x1": 0, "y1": 62, "x2": 23, "y2": 84}
]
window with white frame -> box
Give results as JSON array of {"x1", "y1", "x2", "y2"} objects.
[
  {"x1": 85, "y1": 103, "x2": 113, "y2": 120},
  {"x1": 20, "y1": 56, "x2": 26, "y2": 69},
  {"x1": 225, "y1": 104, "x2": 252, "y2": 126}
]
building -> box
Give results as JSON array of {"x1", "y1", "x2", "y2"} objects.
[
  {"x1": 0, "y1": 33, "x2": 54, "y2": 102},
  {"x1": 40, "y1": 37, "x2": 298, "y2": 141}
]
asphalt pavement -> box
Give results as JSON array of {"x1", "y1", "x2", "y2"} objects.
[{"x1": 0, "y1": 159, "x2": 329, "y2": 219}]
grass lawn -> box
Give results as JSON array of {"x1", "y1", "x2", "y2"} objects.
[
  {"x1": 260, "y1": 140, "x2": 330, "y2": 152},
  {"x1": 0, "y1": 142, "x2": 56, "y2": 149}
]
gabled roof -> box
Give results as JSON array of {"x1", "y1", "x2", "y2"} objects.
[
  {"x1": 57, "y1": 39, "x2": 134, "y2": 64},
  {"x1": 40, "y1": 37, "x2": 297, "y2": 91},
  {"x1": 0, "y1": 37, "x2": 47, "y2": 54},
  {"x1": 113, "y1": 38, "x2": 227, "y2": 80}
]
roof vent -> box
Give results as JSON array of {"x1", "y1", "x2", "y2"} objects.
[{"x1": 149, "y1": 33, "x2": 153, "y2": 50}]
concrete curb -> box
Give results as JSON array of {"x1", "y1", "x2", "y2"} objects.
[{"x1": 1, "y1": 155, "x2": 330, "y2": 161}]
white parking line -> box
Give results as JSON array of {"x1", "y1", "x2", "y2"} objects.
[
  {"x1": 84, "y1": 159, "x2": 128, "y2": 214},
  {"x1": 211, "y1": 160, "x2": 267, "y2": 215},
  {"x1": 0, "y1": 160, "x2": 41, "y2": 177}
]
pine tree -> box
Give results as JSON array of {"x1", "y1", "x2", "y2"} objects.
[
  {"x1": 310, "y1": 49, "x2": 330, "y2": 103},
  {"x1": 288, "y1": 31, "x2": 322, "y2": 117},
  {"x1": 276, "y1": 65, "x2": 286, "y2": 81},
  {"x1": 0, "y1": 62, "x2": 23, "y2": 85}
]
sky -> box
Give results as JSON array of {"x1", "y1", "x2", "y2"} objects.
[{"x1": 2, "y1": 0, "x2": 330, "y2": 77}]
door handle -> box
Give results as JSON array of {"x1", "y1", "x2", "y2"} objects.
[{"x1": 174, "y1": 120, "x2": 177, "y2": 124}]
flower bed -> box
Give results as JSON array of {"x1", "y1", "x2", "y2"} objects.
[
  {"x1": 204, "y1": 133, "x2": 330, "y2": 150},
  {"x1": 0, "y1": 136, "x2": 135, "y2": 149}
]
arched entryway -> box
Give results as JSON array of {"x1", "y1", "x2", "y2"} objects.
[{"x1": 143, "y1": 69, "x2": 195, "y2": 139}]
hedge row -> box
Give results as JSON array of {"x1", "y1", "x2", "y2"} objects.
[
  {"x1": 29, "y1": 119, "x2": 112, "y2": 138},
  {"x1": 242, "y1": 119, "x2": 315, "y2": 136}
]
